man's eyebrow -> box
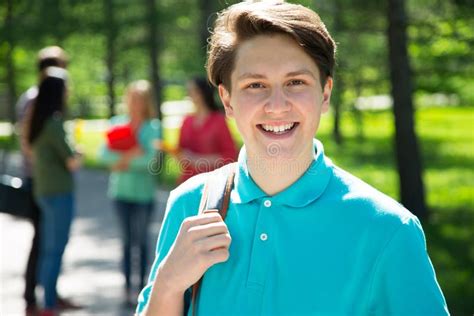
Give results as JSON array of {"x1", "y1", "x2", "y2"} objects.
[
  {"x1": 236, "y1": 73, "x2": 267, "y2": 81},
  {"x1": 236, "y1": 69, "x2": 317, "y2": 81},
  {"x1": 286, "y1": 69, "x2": 317, "y2": 79}
]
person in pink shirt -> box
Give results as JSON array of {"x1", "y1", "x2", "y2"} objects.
[{"x1": 177, "y1": 77, "x2": 238, "y2": 183}]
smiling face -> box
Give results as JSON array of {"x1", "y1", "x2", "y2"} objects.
[{"x1": 219, "y1": 34, "x2": 332, "y2": 163}]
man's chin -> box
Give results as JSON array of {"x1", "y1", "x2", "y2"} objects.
[{"x1": 261, "y1": 149, "x2": 298, "y2": 162}]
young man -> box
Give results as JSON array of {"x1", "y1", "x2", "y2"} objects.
[{"x1": 137, "y1": 1, "x2": 448, "y2": 315}]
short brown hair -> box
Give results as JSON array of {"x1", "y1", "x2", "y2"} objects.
[{"x1": 207, "y1": 1, "x2": 336, "y2": 90}]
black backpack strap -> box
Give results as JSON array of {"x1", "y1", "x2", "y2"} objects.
[
  {"x1": 191, "y1": 162, "x2": 238, "y2": 316},
  {"x1": 198, "y1": 162, "x2": 237, "y2": 214}
]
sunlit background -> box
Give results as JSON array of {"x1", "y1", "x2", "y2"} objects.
[{"x1": 1, "y1": 0, "x2": 473, "y2": 315}]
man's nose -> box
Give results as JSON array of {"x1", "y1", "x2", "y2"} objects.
[{"x1": 264, "y1": 87, "x2": 290, "y2": 114}]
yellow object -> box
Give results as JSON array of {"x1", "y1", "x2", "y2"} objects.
[{"x1": 74, "y1": 119, "x2": 84, "y2": 143}]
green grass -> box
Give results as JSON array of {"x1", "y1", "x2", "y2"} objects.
[
  {"x1": 316, "y1": 107, "x2": 474, "y2": 314},
  {"x1": 2, "y1": 106, "x2": 473, "y2": 314},
  {"x1": 0, "y1": 135, "x2": 18, "y2": 151}
]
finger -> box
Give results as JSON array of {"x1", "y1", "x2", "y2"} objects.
[
  {"x1": 197, "y1": 233, "x2": 231, "y2": 252},
  {"x1": 206, "y1": 248, "x2": 230, "y2": 265},
  {"x1": 188, "y1": 221, "x2": 229, "y2": 238},
  {"x1": 202, "y1": 209, "x2": 220, "y2": 214},
  {"x1": 181, "y1": 212, "x2": 223, "y2": 230}
]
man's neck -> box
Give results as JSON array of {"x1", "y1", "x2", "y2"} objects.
[{"x1": 247, "y1": 149, "x2": 314, "y2": 196}]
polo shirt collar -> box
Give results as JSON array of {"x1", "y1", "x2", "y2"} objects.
[{"x1": 233, "y1": 139, "x2": 333, "y2": 207}]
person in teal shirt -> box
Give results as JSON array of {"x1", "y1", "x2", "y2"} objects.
[
  {"x1": 99, "y1": 80, "x2": 161, "y2": 306},
  {"x1": 137, "y1": 2, "x2": 448, "y2": 315}
]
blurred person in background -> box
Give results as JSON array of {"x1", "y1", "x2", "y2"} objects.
[
  {"x1": 171, "y1": 77, "x2": 237, "y2": 183},
  {"x1": 27, "y1": 67, "x2": 82, "y2": 316},
  {"x1": 16, "y1": 46, "x2": 80, "y2": 315},
  {"x1": 99, "y1": 80, "x2": 161, "y2": 306}
]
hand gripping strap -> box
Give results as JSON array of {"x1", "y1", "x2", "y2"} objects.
[{"x1": 191, "y1": 162, "x2": 237, "y2": 316}]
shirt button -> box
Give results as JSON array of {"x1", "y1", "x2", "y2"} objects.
[
  {"x1": 263, "y1": 200, "x2": 272, "y2": 207},
  {"x1": 260, "y1": 233, "x2": 268, "y2": 241}
]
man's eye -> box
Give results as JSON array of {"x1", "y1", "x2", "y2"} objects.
[
  {"x1": 289, "y1": 79, "x2": 305, "y2": 86},
  {"x1": 248, "y1": 83, "x2": 264, "y2": 89}
]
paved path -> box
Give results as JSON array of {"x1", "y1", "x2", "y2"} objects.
[{"x1": 1, "y1": 162, "x2": 170, "y2": 315}]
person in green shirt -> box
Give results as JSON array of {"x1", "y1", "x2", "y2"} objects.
[
  {"x1": 138, "y1": 1, "x2": 448, "y2": 315},
  {"x1": 28, "y1": 67, "x2": 82, "y2": 316},
  {"x1": 99, "y1": 80, "x2": 161, "y2": 306},
  {"x1": 17, "y1": 46, "x2": 81, "y2": 315}
]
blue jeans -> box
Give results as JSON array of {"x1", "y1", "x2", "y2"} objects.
[
  {"x1": 114, "y1": 199, "x2": 153, "y2": 293},
  {"x1": 37, "y1": 192, "x2": 74, "y2": 309}
]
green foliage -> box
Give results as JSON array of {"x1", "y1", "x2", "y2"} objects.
[
  {"x1": 0, "y1": 134, "x2": 18, "y2": 151},
  {"x1": 408, "y1": 0, "x2": 474, "y2": 105},
  {"x1": 1, "y1": 0, "x2": 472, "y2": 118},
  {"x1": 163, "y1": 84, "x2": 187, "y2": 101}
]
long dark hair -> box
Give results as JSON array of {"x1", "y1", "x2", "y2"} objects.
[
  {"x1": 28, "y1": 68, "x2": 67, "y2": 144},
  {"x1": 191, "y1": 77, "x2": 220, "y2": 112}
]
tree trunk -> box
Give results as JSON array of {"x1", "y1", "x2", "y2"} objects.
[
  {"x1": 332, "y1": 0, "x2": 343, "y2": 145},
  {"x1": 5, "y1": 0, "x2": 17, "y2": 126},
  {"x1": 387, "y1": 0, "x2": 428, "y2": 218},
  {"x1": 105, "y1": 0, "x2": 117, "y2": 118},
  {"x1": 146, "y1": 0, "x2": 162, "y2": 120},
  {"x1": 332, "y1": 73, "x2": 344, "y2": 145},
  {"x1": 353, "y1": 81, "x2": 364, "y2": 141}
]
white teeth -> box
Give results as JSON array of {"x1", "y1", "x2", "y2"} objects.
[{"x1": 262, "y1": 123, "x2": 295, "y2": 133}]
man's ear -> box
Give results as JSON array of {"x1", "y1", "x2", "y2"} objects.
[
  {"x1": 218, "y1": 84, "x2": 234, "y2": 118},
  {"x1": 321, "y1": 77, "x2": 333, "y2": 113}
]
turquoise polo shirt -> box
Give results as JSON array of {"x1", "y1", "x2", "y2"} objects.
[{"x1": 137, "y1": 139, "x2": 448, "y2": 315}]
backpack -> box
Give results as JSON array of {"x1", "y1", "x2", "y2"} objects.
[{"x1": 189, "y1": 162, "x2": 237, "y2": 316}]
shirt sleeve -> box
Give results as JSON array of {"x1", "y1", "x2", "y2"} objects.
[
  {"x1": 48, "y1": 118, "x2": 74, "y2": 162},
  {"x1": 368, "y1": 216, "x2": 449, "y2": 315},
  {"x1": 16, "y1": 87, "x2": 37, "y2": 121},
  {"x1": 128, "y1": 119, "x2": 161, "y2": 172}
]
